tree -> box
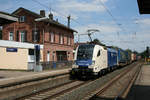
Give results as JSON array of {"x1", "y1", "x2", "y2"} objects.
[
  {"x1": 89, "y1": 38, "x2": 106, "y2": 46},
  {"x1": 125, "y1": 49, "x2": 132, "y2": 53},
  {"x1": 140, "y1": 50, "x2": 147, "y2": 58}
]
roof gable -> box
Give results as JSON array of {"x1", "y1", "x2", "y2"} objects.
[{"x1": 12, "y1": 7, "x2": 42, "y2": 18}]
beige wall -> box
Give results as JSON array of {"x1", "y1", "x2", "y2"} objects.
[
  {"x1": 40, "y1": 49, "x2": 43, "y2": 62},
  {"x1": 0, "y1": 47, "x2": 28, "y2": 70}
]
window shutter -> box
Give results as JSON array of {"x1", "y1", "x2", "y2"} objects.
[
  {"x1": 16, "y1": 31, "x2": 19, "y2": 41},
  {"x1": 54, "y1": 33, "x2": 55, "y2": 43},
  {"x1": 24, "y1": 30, "x2": 27, "y2": 42},
  {"x1": 59, "y1": 33, "x2": 61, "y2": 43},
  {"x1": 63, "y1": 35, "x2": 64, "y2": 44},
  {"x1": 37, "y1": 30, "x2": 40, "y2": 43},
  {"x1": 49, "y1": 31, "x2": 51, "y2": 42},
  {"x1": 70, "y1": 36, "x2": 72, "y2": 45},
  {"x1": 32, "y1": 30, "x2": 34, "y2": 42},
  {"x1": 67, "y1": 36, "x2": 69, "y2": 45}
]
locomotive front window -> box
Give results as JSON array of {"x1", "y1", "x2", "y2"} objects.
[{"x1": 77, "y1": 45, "x2": 94, "y2": 60}]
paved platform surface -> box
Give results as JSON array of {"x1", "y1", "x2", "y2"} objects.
[
  {"x1": 0, "y1": 68, "x2": 70, "y2": 79},
  {"x1": 0, "y1": 68, "x2": 71, "y2": 87},
  {"x1": 126, "y1": 65, "x2": 150, "y2": 100}
]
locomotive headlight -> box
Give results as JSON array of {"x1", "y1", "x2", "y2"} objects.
[
  {"x1": 92, "y1": 61, "x2": 95, "y2": 65},
  {"x1": 88, "y1": 60, "x2": 95, "y2": 68},
  {"x1": 72, "y1": 61, "x2": 78, "y2": 68}
]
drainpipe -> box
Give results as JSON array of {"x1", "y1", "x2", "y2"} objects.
[{"x1": 34, "y1": 23, "x2": 37, "y2": 72}]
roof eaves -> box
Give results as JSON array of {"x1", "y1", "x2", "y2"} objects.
[
  {"x1": 35, "y1": 18, "x2": 77, "y2": 32},
  {"x1": 12, "y1": 7, "x2": 42, "y2": 18}
]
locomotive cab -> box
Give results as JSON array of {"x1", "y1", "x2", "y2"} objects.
[{"x1": 71, "y1": 44, "x2": 107, "y2": 78}]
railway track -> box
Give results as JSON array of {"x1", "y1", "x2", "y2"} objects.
[
  {"x1": 83, "y1": 62, "x2": 142, "y2": 100},
  {"x1": 18, "y1": 80, "x2": 91, "y2": 100},
  {"x1": 0, "y1": 62, "x2": 142, "y2": 100},
  {"x1": 16, "y1": 62, "x2": 141, "y2": 100},
  {"x1": 0, "y1": 74, "x2": 71, "y2": 100}
]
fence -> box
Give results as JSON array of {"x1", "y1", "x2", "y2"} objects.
[{"x1": 41, "y1": 61, "x2": 73, "y2": 70}]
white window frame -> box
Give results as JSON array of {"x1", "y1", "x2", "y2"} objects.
[
  {"x1": 20, "y1": 31, "x2": 25, "y2": 42},
  {"x1": 60, "y1": 34, "x2": 63, "y2": 44},
  {"x1": 19, "y1": 16, "x2": 25, "y2": 22},
  {"x1": 51, "y1": 32, "x2": 54, "y2": 43},
  {"x1": 68, "y1": 36, "x2": 71, "y2": 45},
  {"x1": 9, "y1": 32, "x2": 13, "y2": 41}
]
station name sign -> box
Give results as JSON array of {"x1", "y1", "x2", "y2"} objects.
[{"x1": 6, "y1": 48, "x2": 18, "y2": 52}]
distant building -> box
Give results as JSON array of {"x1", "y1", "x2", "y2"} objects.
[{"x1": 2, "y1": 7, "x2": 76, "y2": 62}]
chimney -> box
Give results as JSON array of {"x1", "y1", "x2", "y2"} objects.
[
  {"x1": 49, "y1": 13, "x2": 53, "y2": 20},
  {"x1": 67, "y1": 15, "x2": 71, "y2": 28},
  {"x1": 40, "y1": 10, "x2": 45, "y2": 17}
]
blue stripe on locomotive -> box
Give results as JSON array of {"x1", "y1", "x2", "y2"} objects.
[
  {"x1": 107, "y1": 48, "x2": 117, "y2": 68},
  {"x1": 75, "y1": 59, "x2": 92, "y2": 67}
]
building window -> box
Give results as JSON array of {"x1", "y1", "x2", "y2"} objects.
[
  {"x1": 63, "y1": 35, "x2": 64, "y2": 44},
  {"x1": 59, "y1": 34, "x2": 63, "y2": 44},
  {"x1": 9, "y1": 32, "x2": 13, "y2": 41},
  {"x1": 20, "y1": 31, "x2": 25, "y2": 42},
  {"x1": 60, "y1": 34, "x2": 63, "y2": 44},
  {"x1": 51, "y1": 32, "x2": 54, "y2": 43},
  {"x1": 32, "y1": 30, "x2": 40, "y2": 42},
  {"x1": 29, "y1": 49, "x2": 34, "y2": 55},
  {"x1": 19, "y1": 16, "x2": 26, "y2": 22},
  {"x1": 67, "y1": 36, "x2": 71, "y2": 45},
  {"x1": 16, "y1": 30, "x2": 27, "y2": 42}
]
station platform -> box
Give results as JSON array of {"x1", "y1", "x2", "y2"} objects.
[
  {"x1": 0, "y1": 68, "x2": 71, "y2": 87},
  {"x1": 126, "y1": 65, "x2": 150, "y2": 100}
]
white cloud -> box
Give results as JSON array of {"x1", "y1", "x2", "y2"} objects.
[
  {"x1": 58, "y1": 1, "x2": 105, "y2": 13},
  {"x1": 51, "y1": 0, "x2": 108, "y2": 21},
  {"x1": 0, "y1": 1, "x2": 13, "y2": 12},
  {"x1": 75, "y1": 22, "x2": 120, "y2": 35},
  {"x1": 135, "y1": 18, "x2": 150, "y2": 26},
  {"x1": 73, "y1": 20, "x2": 150, "y2": 52},
  {"x1": 74, "y1": 22, "x2": 121, "y2": 43}
]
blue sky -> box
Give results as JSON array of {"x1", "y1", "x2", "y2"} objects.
[{"x1": 0, "y1": 0, "x2": 150, "y2": 52}]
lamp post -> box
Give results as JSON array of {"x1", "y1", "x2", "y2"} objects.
[{"x1": 34, "y1": 23, "x2": 37, "y2": 72}]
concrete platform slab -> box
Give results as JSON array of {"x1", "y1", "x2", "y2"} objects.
[
  {"x1": 0, "y1": 68, "x2": 71, "y2": 87},
  {"x1": 126, "y1": 65, "x2": 150, "y2": 100}
]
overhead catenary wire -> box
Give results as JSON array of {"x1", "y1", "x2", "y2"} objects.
[
  {"x1": 31, "y1": 0, "x2": 91, "y2": 29},
  {"x1": 31, "y1": 0, "x2": 96, "y2": 43},
  {"x1": 98, "y1": 0, "x2": 126, "y2": 32},
  {"x1": 1, "y1": 0, "x2": 21, "y2": 12}
]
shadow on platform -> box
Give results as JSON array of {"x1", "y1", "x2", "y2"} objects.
[{"x1": 89, "y1": 84, "x2": 150, "y2": 100}]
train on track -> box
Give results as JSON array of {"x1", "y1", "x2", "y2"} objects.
[{"x1": 70, "y1": 44, "x2": 137, "y2": 79}]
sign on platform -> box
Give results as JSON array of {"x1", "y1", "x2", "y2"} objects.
[{"x1": 6, "y1": 48, "x2": 18, "y2": 52}]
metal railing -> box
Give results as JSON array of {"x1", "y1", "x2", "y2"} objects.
[{"x1": 40, "y1": 61, "x2": 73, "y2": 70}]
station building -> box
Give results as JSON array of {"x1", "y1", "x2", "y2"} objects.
[
  {"x1": 0, "y1": 11, "x2": 44, "y2": 70},
  {"x1": 2, "y1": 7, "x2": 76, "y2": 62},
  {"x1": 0, "y1": 40, "x2": 43, "y2": 70},
  {"x1": 0, "y1": 7, "x2": 76, "y2": 70}
]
